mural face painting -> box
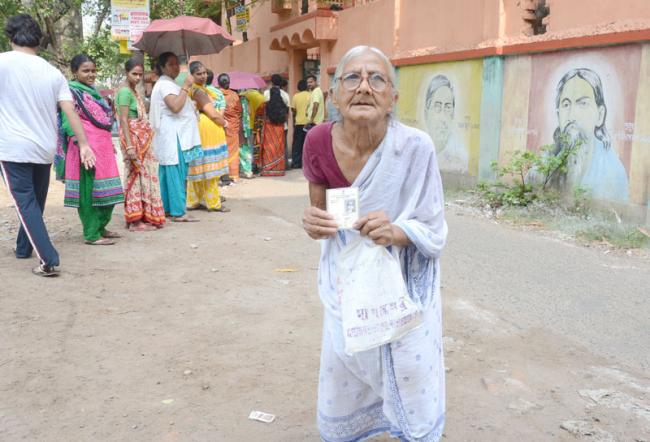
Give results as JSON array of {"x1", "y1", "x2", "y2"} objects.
[
  {"x1": 551, "y1": 68, "x2": 629, "y2": 202},
  {"x1": 525, "y1": 45, "x2": 644, "y2": 204},
  {"x1": 396, "y1": 60, "x2": 482, "y2": 176},
  {"x1": 397, "y1": 44, "x2": 649, "y2": 213},
  {"x1": 424, "y1": 75, "x2": 469, "y2": 173}
]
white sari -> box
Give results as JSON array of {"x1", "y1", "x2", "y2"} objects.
[{"x1": 315, "y1": 121, "x2": 448, "y2": 442}]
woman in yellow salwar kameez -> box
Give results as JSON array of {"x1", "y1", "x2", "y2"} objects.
[{"x1": 186, "y1": 61, "x2": 230, "y2": 212}]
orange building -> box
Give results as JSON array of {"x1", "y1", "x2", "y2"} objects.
[{"x1": 198, "y1": 0, "x2": 650, "y2": 222}]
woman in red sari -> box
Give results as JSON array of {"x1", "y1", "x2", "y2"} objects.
[
  {"x1": 260, "y1": 86, "x2": 288, "y2": 176},
  {"x1": 217, "y1": 73, "x2": 242, "y2": 181},
  {"x1": 116, "y1": 58, "x2": 166, "y2": 231}
]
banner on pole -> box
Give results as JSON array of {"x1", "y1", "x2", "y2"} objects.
[
  {"x1": 111, "y1": 0, "x2": 150, "y2": 48},
  {"x1": 235, "y1": 4, "x2": 250, "y2": 33}
]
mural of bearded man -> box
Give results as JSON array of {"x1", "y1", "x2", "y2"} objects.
[{"x1": 551, "y1": 68, "x2": 628, "y2": 202}]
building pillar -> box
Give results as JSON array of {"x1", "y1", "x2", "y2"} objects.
[
  {"x1": 288, "y1": 48, "x2": 306, "y2": 96},
  {"x1": 287, "y1": 48, "x2": 307, "y2": 160},
  {"x1": 319, "y1": 41, "x2": 332, "y2": 92}
]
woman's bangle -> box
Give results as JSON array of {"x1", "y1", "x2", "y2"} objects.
[{"x1": 126, "y1": 147, "x2": 135, "y2": 151}]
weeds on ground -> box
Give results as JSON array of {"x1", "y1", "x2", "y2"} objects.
[
  {"x1": 453, "y1": 188, "x2": 650, "y2": 250},
  {"x1": 575, "y1": 224, "x2": 649, "y2": 249},
  {"x1": 464, "y1": 139, "x2": 649, "y2": 250}
]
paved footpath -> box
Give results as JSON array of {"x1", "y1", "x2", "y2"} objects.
[{"x1": 0, "y1": 170, "x2": 648, "y2": 441}]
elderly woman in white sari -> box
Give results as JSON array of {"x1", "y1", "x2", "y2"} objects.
[{"x1": 302, "y1": 46, "x2": 448, "y2": 442}]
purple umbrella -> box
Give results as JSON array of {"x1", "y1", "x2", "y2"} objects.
[{"x1": 221, "y1": 71, "x2": 267, "y2": 90}]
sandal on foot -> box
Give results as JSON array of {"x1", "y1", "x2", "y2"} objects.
[
  {"x1": 220, "y1": 196, "x2": 227, "y2": 203},
  {"x1": 32, "y1": 264, "x2": 59, "y2": 277},
  {"x1": 129, "y1": 223, "x2": 157, "y2": 232},
  {"x1": 186, "y1": 204, "x2": 203, "y2": 211},
  {"x1": 102, "y1": 230, "x2": 122, "y2": 239},
  {"x1": 85, "y1": 238, "x2": 115, "y2": 245},
  {"x1": 208, "y1": 206, "x2": 231, "y2": 213},
  {"x1": 171, "y1": 216, "x2": 199, "y2": 223}
]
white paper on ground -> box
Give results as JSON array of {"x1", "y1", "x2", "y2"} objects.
[{"x1": 248, "y1": 410, "x2": 276, "y2": 423}]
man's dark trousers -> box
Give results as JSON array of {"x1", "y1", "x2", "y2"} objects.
[
  {"x1": 292, "y1": 125, "x2": 306, "y2": 168},
  {"x1": 0, "y1": 161, "x2": 60, "y2": 267}
]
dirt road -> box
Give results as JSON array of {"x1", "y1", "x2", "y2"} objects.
[{"x1": 1, "y1": 170, "x2": 648, "y2": 441}]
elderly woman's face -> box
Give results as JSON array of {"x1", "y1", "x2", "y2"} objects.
[{"x1": 333, "y1": 51, "x2": 395, "y2": 124}]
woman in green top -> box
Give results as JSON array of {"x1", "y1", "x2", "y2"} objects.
[
  {"x1": 56, "y1": 54, "x2": 124, "y2": 245},
  {"x1": 116, "y1": 58, "x2": 166, "y2": 230}
]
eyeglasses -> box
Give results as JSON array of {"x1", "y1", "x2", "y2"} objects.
[
  {"x1": 432, "y1": 101, "x2": 454, "y2": 115},
  {"x1": 339, "y1": 72, "x2": 390, "y2": 92}
]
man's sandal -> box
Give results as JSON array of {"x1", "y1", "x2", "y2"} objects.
[{"x1": 32, "y1": 264, "x2": 59, "y2": 277}]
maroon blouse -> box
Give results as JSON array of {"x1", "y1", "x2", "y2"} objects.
[{"x1": 302, "y1": 122, "x2": 351, "y2": 189}]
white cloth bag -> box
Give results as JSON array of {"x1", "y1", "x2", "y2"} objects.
[{"x1": 336, "y1": 237, "x2": 422, "y2": 355}]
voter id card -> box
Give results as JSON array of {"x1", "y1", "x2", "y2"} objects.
[{"x1": 326, "y1": 187, "x2": 360, "y2": 230}]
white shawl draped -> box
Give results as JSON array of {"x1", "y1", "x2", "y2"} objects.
[{"x1": 316, "y1": 121, "x2": 448, "y2": 442}]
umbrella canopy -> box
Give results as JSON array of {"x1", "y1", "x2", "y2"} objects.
[
  {"x1": 221, "y1": 71, "x2": 267, "y2": 90},
  {"x1": 133, "y1": 16, "x2": 234, "y2": 58}
]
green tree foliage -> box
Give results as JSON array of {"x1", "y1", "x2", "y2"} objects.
[
  {"x1": 0, "y1": 0, "x2": 84, "y2": 67},
  {"x1": 150, "y1": 0, "x2": 195, "y2": 19},
  {"x1": 79, "y1": 28, "x2": 129, "y2": 86},
  {"x1": 0, "y1": 1, "x2": 20, "y2": 50},
  {"x1": 194, "y1": 0, "x2": 223, "y2": 24},
  {"x1": 1, "y1": 0, "x2": 226, "y2": 82}
]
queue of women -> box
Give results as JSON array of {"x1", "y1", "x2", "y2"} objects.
[
  {"x1": 2, "y1": 12, "x2": 307, "y2": 274},
  {"x1": 56, "y1": 51, "x2": 295, "y2": 241},
  {"x1": 3, "y1": 14, "x2": 449, "y2": 441}
]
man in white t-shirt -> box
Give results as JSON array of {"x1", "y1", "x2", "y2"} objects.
[{"x1": 0, "y1": 14, "x2": 95, "y2": 277}]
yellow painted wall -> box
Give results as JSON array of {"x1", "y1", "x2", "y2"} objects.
[
  {"x1": 397, "y1": 60, "x2": 483, "y2": 176},
  {"x1": 498, "y1": 55, "x2": 532, "y2": 163}
]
